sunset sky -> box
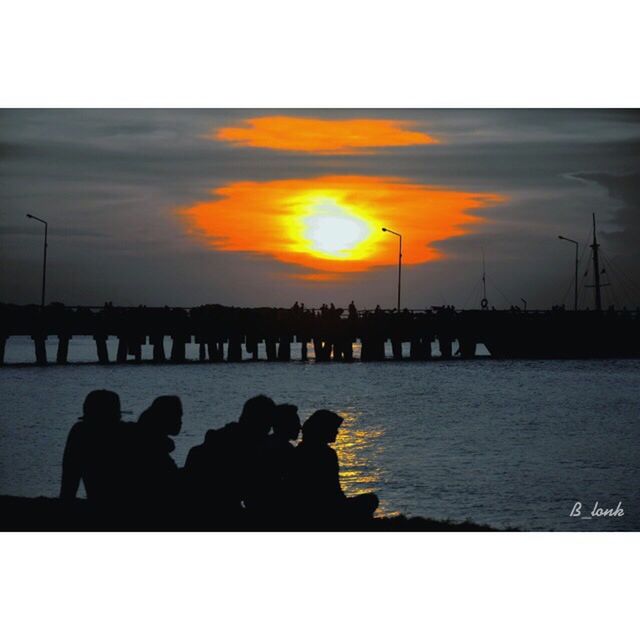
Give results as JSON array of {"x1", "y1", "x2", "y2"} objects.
[{"x1": 1, "y1": 109, "x2": 639, "y2": 309}]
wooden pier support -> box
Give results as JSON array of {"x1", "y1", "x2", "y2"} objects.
[
  {"x1": 313, "y1": 338, "x2": 332, "y2": 362},
  {"x1": 198, "y1": 342, "x2": 207, "y2": 362},
  {"x1": 265, "y1": 339, "x2": 277, "y2": 361},
  {"x1": 439, "y1": 336, "x2": 453, "y2": 359},
  {"x1": 130, "y1": 338, "x2": 143, "y2": 363},
  {"x1": 116, "y1": 337, "x2": 128, "y2": 363},
  {"x1": 361, "y1": 338, "x2": 385, "y2": 361},
  {"x1": 0, "y1": 335, "x2": 7, "y2": 365},
  {"x1": 300, "y1": 339, "x2": 308, "y2": 361},
  {"x1": 227, "y1": 337, "x2": 242, "y2": 362},
  {"x1": 410, "y1": 337, "x2": 432, "y2": 360},
  {"x1": 94, "y1": 335, "x2": 110, "y2": 364},
  {"x1": 458, "y1": 337, "x2": 477, "y2": 359},
  {"x1": 151, "y1": 336, "x2": 166, "y2": 363},
  {"x1": 246, "y1": 337, "x2": 259, "y2": 361},
  {"x1": 207, "y1": 340, "x2": 223, "y2": 362},
  {"x1": 33, "y1": 335, "x2": 47, "y2": 365},
  {"x1": 391, "y1": 339, "x2": 403, "y2": 360},
  {"x1": 170, "y1": 335, "x2": 187, "y2": 363},
  {"x1": 332, "y1": 340, "x2": 353, "y2": 362},
  {"x1": 56, "y1": 335, "x2": 71, "y2": 364},
  {"x1": 277, "y1": 338, "x2": 291, "y2": 362}
]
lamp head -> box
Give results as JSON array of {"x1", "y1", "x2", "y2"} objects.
[
  {"x1": 382, "y1": 227, "x2": 387, "y2": 232},
  {"x1": 26, "y1": 214, "x2": 33, "y2": 219}
]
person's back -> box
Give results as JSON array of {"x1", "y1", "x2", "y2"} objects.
[
  {"x1": 261, "y1": 404, "x2": 301, "y2": 515},
  {"x1": 183, "y1": 421, "x2": 244, "y2": 518},
  {"x1": 60, "y1": 390, "x2": 130, "y2": 506},
  {"x1": 133, "y1": 396, "x2": 183, "y2": 506},
  {"x1": 293, "y1": 438, "x2": 343, "y2": 508},
  {"x1": 234, "y1": 395, "x2": 277, "y2": 514},
  {"x1": 291, "y1": 410, "x2": 379, "y2": 524},
  {"x1": 182, "y1": 395, "x2": 276, "y2": 521}
]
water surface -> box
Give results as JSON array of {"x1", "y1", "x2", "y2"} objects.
[{"x1": 1, "y1": 337, "x2": 638, "y2": 530}]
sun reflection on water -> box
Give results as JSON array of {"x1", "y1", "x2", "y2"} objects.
[{"x1": 332, "y1": 409, "x2": 396, "y2": 515}]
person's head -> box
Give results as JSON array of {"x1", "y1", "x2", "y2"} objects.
[
  {"x1": 239, "y1": 395, "x2": 276, "y2": 437},
  {"x1": 81, "y1": 390, "x2": 121, "y2": 424},
  {"x1": 273, "y1": 404, "x2": 301, "y2": 442},
  {"x1": 138, "y1": 395, "x2": 183, "y2": 436},
  {"x1": 301, "y1": 410, "x2": 343, "y2": 445}
]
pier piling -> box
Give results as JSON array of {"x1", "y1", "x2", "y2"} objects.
[
  {"x1": 170, "y1": 335, "x2": 187, "y2": 363},
  {"x1": 33, "y1": 335, "x2": 47, "y2": 365},
  {"x1": 94, "y1": 335, "x2": 110, "y2": 364},
  {"x1": 56, "y1": 335, "x2": 70, "y2": 364},
  {"x1": 116, "y1": 337, "x2": 128, "y2": 363}
]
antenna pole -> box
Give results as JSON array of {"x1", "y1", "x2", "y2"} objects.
[
  {"x1": 591, "y1": 212, "x2": 602, "y2": 311},
  {"x1": 482, "y1": 251, "x2": 487, "y2": 300},
  {"x1": 480, "y1": 249, "x2": 489, "y2": 309},
  {"x1": 573, "y1": 240, "x2": 578, "y2": 312}
]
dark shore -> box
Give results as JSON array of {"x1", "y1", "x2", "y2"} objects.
[{"x1": 0, "y1": 495, "x2": 500, "y2": 532}]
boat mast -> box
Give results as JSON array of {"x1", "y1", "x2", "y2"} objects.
[
  {"x1": 480, "y1": 249, "x2": 488, "y2": 309},
  {"x1": 591, "y1": 212, "x2": 602, "y2": 311}
]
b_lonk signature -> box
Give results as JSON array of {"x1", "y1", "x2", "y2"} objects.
[{"x1": 570, "y1": 501, "x2": 624, "y2": 519}]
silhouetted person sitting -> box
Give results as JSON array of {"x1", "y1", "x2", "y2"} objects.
[
  {"x1": 261, "y1": 403, "x2": 301, "y2": 514},
  {"x1": 60, "y1": 390, "x2": 130, "y2": 506},
  {"x1": 268, "y1": 403, "x2": 300, "y2": 466},
  {"x1": 183, "y1": 395, "x2": 276, "y2": 521},
  {"x1": 291, "y1": 410, "x2": 379, "y2": 524},
  {"x1": 133, "y1": 396, "x2": 182, "y2": 506}
]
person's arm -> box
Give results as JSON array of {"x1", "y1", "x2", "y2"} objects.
[
  {"x1": 60, "y1": 424, "x2": 82, "y2": 500},
  {"x1": 329, "y1": 448, "x2": 346, "y2": 500}
]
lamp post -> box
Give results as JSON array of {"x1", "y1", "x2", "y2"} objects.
[
  {"x1": 382, "y1": 227, "x2": 402, "y2": 311},
  {"x1": 26, "y1": 214, "x2": 48, "y2": 308},
  {"x1": 558, "y1": 235, "x2": 578, "y2": 311}
]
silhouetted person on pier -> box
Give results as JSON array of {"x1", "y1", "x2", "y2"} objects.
[
  {"x1": 60, "y1": 390, "x2": 131, "y2": 505},
  {"x1": 133, "y1": 396, "x2": 182, "y2": 506},
  {"x1": 291, "y1": 410, "x2": 378, "y2": 525}
]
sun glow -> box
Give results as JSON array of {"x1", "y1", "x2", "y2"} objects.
[
  {"x1": 179, "y1": 176, "x2": 505, "y2": 279},
  {"x1": 213, "y1": 116, "x2": 438, "y2": 154},
  {"x1": 297, "y1": 197, "x2": 374, "y2": 259}
]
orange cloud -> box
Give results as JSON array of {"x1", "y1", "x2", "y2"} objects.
[
  {"x1": 179, "y1": 176, "x2": 504, "y2": 279},
  {"x1": 213, "y1": 116, "x2": 438, "y2": 154}
]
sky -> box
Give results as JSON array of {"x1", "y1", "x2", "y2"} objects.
[{"x1": 1, "y1": 109, "x2": 639, "y2": 310}]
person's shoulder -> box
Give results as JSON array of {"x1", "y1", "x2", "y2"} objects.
[
  {"x1": 212, "y1": 421, "x2": 238, "y2": 433},
  {"x1": 66, "y1": 420, "x2": 87, "y2": 439},
  {"x1": 325, "y1": 445, "x2": 339, "y2": 461},
  {"x1": 216, "y1": 421, "x2": 241, "y2": 440}
]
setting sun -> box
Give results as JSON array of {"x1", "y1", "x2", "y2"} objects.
[
  {"x1": 294, "y1": 196, "x2": 375, "y2": 260},
  {"x1": 179, "y1": 176, "x2": 504, "y2": 279}
]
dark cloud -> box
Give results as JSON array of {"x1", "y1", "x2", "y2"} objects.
[{"x1": 572, "y1": 172, "x2": 640, "y2": 248}]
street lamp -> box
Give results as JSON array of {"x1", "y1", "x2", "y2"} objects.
[
  {"x1": 382, "y1": 227, "x2": 402, "y2": 311},
  {"x1": 558, "y1": 235, "x2": 578, "y2": 311},
  {"x1": 26, "y1": 214, "x2": 48, "y2": 308}
]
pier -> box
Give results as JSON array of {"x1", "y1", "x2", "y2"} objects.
[{"x1": 1, "y1": 302, "x2": 639, "y2": 365}]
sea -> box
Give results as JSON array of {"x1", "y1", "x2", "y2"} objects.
[{"x1": 1, "y1": 335, "x2": 638, "y2": 531}]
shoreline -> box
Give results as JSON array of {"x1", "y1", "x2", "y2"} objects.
[{"x1": 0, "y1": 495, "x2": 501, "y2": 532}]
